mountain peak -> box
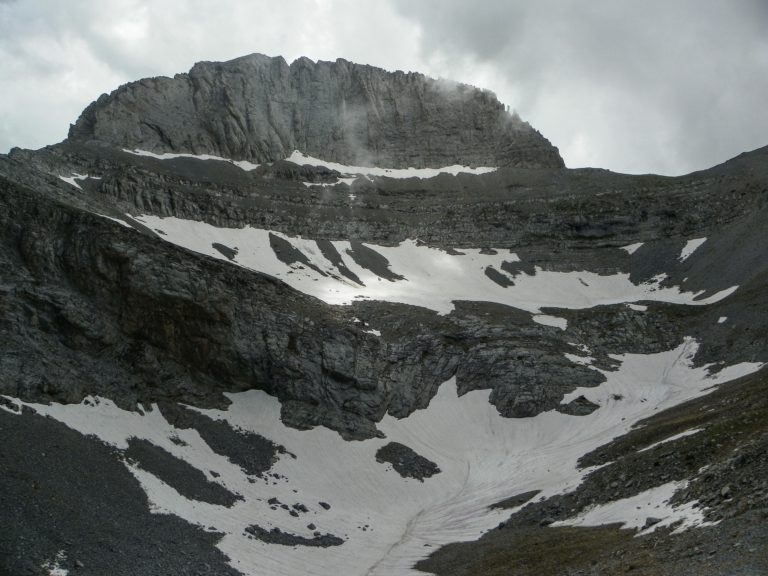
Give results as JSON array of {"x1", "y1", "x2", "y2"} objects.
[{"x1": 67, "y1": 53, "x2": 564, "y2": 169}]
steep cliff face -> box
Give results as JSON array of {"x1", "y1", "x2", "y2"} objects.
[{"x1": 68, "y1": 53, "x2": 564, "y2": 169}]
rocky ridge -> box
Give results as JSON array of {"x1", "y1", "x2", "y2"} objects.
[{"x1": 68, "y1": 53, "x2": 564, "y2": 169}]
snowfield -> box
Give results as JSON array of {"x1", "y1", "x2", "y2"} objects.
[
  {"x1": 15, "y1": 339, "x2": 762, "y2": 576},
  {"x1": 119, "y1": 215, "x2": 739, "y2": 315}
]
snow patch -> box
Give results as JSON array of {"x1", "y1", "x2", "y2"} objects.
[
  {"x1": 627, "y1": 303, "x2": 647, "y2": 311},
  {"x1": 560, "y1": 338, "x2": 762, "y2": 409},
  {"x1": 679, "y1": 238, "x2": 707, "y2": 262},
  {"x1": 41, "y1": 550, "x2": 68, "y2": 576},
  {"x1": 58, "y1": 173, "x2": 100, "y2": 190},
  {"x1": 285, "y1": 150, "x2": 497, "y2": 179},
  {"x1": 532, "y1": 315, "x2": 568, "y2": 330},
  {"x1": 553, "y1": 481, "x2": 714, "y2": 535},
  {"x1": 304, "y1": 177, "x2": 359, "y2": 188},
  {"x1": 718, "y1": 316, "x2": 727, "y2": 324},
  {"x1": 621, "y1": 242, "x2": 643, "y2": 255},
  {"x1": 638, "y1": 428, "x2": 703, "y2": 452},
  {"x1": 95, "y1": 213, "x2": 134, "y2": 229},
  {"x1": 0, "y1": 395, "x2": 22, "y2": 415},
  {"x1": 124, "y1": 149, "x2": 260, "y2": 171},
  {"x1": 563, "y1": 353, "x2": 596, "y2": 368},
  {"x1": 572, "y1": 343, "x2": 592, "y2": 355}
]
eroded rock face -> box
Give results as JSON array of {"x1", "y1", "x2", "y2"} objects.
[{"x1": 67, "y1": 53, "x2": 564, "y2": 169}]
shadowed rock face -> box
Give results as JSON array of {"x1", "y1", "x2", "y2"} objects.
[{"x1": 67, "y1": 53, "x2": 564, "y2": 169}]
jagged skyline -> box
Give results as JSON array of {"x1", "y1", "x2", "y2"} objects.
[{"x1": 1, "y1": 0, "x2": 767, "y2": 175}]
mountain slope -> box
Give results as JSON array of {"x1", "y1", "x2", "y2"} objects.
[{"x1": 0, "y1": 56, "x2": 767, "y2": 576}]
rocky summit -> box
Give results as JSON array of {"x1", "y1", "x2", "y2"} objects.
[
  {"x1": 1, "y1": 54, "x2": 767, "y2": 576},
  {"x1": 68, "y1": 53, "x2": 564, "y2": 169}
]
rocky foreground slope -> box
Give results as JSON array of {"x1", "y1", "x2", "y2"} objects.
[{"x1": 1, "y1": 55, "x2": 767, "y2": 576}]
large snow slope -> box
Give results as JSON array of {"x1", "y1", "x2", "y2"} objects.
[
  {"x1": 10, "y1": 340, "x2": 761, "y2": 576},
  {"x1": 123, "y1": 215, "x2": 736, "y2": 316}
]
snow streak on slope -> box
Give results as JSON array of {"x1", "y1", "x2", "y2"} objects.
[
  {"x1": 21, "y1": 341, "x2": 763, "y2": 576},
  {"x1": 553, "y1": 481, "x2": 712, "y2": 535},
  {"x1": 125, "y1": 215, "x2": 739, "y2": 315},
  {"x1": 285, "y1": 151, "x2": 498, "y2": 178},
  {"x1": 123, "y1": 149, "x2": 261, "y2": 171},
  {"x1": 637, "y1": 428, "x2": 703, "y2": 453},
  {"x1": 121, "y1": 149, "x2": 496, "y2": 179},
  {"x1": 58, "y1": 173, "x2": 101, "y2": 190},
  {"x1": 679, "y1": 237, "x2": 707, "y2": 262}
]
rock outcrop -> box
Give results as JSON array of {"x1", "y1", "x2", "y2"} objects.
[{"x1": 67, "y1": 53, "x2": 564, "y2": 169}]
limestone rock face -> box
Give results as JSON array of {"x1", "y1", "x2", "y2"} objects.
[{"x1": 68, "y1": 53, "x2": 564, "y2": 169}]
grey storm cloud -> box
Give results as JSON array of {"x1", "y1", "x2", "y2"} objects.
[
  {"x1": 1, "y1": 0, "x2": 766, "y2": 175},
  {"x1": 391, "y1": 0, "x2": 768, "y2": 174}
]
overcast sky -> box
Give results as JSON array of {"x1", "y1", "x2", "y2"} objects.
[{"x1": 1, "y1": 0, "x2": 766, "y2": 175}]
